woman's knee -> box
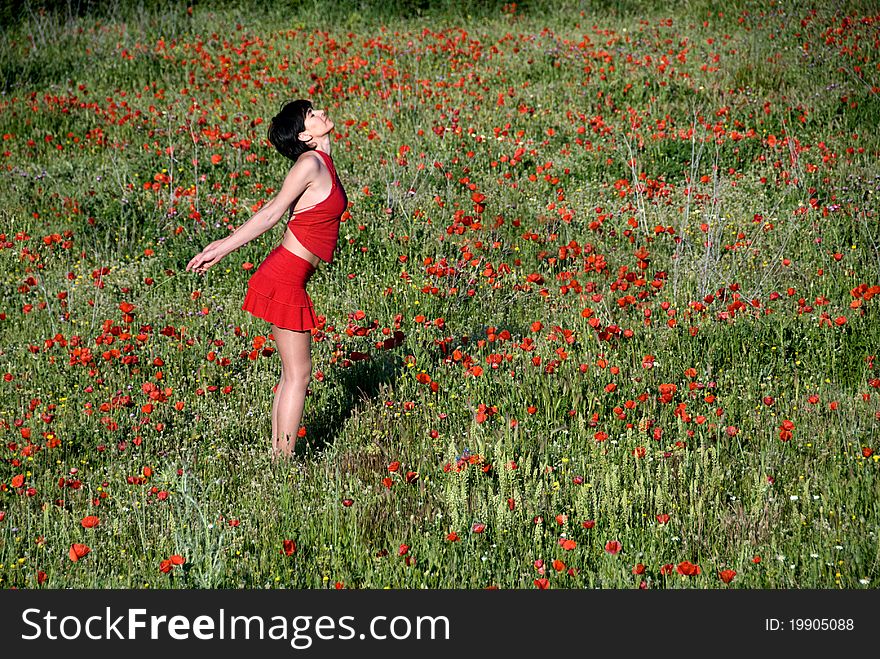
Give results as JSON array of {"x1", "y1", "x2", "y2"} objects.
[{"x1": 281, "y1": 368, "x2": 311, "y2": 389}]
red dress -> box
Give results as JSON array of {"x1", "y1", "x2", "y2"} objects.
[{"x1": 241, "y1": 150, "x2": 347, "y2": 331}]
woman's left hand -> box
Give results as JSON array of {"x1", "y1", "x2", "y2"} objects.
[{"x1": 186, "y1": 239, "x2": 227, "y2": 275}]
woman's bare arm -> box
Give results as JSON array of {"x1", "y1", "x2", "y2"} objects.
[{"x1": 186, "y1": 154, "x2": 320, "y2": 274}]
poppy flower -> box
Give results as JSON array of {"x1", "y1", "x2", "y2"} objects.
[
  {"x1": 677, "y1": 561, "x2": 701, "y2": 576},
  {"x1": 605, "y1": 540, "x2": 622, "y2": 554},
  {"x1": 552, "y1": 559, "x2": 566, "y2": 572},
  {"x1": 656, "y1": 514, "x2": 670, "y2": 524},
  {"x1": 342, "y1": 498, "x2": 354, "y2": 507},
  {"x1": 719, "y1": 569, "x2": 736, "y2": 584},
  {"x1": 405, "y1": 470, "x2": 419, "y2": 484},
  {"x1": 281, "y1": 540, "x2": 296, "y2": 556},
  {"x1": 159, "y1": 559, "x2": 172, "y2": 574},
  {"x1": 37, "y1": 571, "x2": 48, "y2": 585},
  {"x1": 170, "y1": 554, "x2": 185, "y2": 566},
  {"x1": 534, "y1": 578, "x2": 549, "y2": 589},
  {"x1": 779, "y1": 419, "x2": 795, "y2": 441},
  {"x1": 81, "y1": 515, "x2": 100, "y2": 528},
  {"x1": 69, "y1": 543, "x2": 90, "y2": 562},
  {"x1": 559, "y1": 538, "x2": 577, "y2": 551},
  {"x1": 446, "y1": 532, "x2": 460, "y2": 542},
  {"x1": 632, "y1": 563, "x2": 646, "y2": 575},
  {"x1": 398, "y1": 544, "x2": 409, "y2": 557},
  {"x1": 582, "y1": 519, "x2": 595, "y2": 529},
  {"x1": 471, "y1": 522, "x2": 486, "y2": 534}
]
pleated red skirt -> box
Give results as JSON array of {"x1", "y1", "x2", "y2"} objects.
[{"x1": 241, "y1": 245, "x2": 318, "y2": 331}]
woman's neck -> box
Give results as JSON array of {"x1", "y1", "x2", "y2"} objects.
[{"x1": 313, "y1": 135, "x2": 331, "y2": 155}]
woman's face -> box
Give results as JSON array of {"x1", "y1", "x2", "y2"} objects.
[{"x1": 301, "y1": 106, "x2": 333, "y2": 143}]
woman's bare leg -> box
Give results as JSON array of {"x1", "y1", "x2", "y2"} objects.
[{"x1": 270, "y1": 324, "x2": 312, "y2": 459}]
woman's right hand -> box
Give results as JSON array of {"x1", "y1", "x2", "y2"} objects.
[{"x1": 186, "y1": 239, "x2": 227, "y2": 275}]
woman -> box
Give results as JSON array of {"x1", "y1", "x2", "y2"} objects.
[{"x1": 186, "y1": 99, "x2": 348, "y2": 460}]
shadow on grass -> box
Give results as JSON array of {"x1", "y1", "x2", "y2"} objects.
[{"x1": 299, "y1": 351, "x2": 407, "y2": 458}]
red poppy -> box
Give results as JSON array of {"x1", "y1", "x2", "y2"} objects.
[
  {"x1": 779, "y1": 419, "x2": 795, "y2": 441},
  {"x1": 656, "y1": 514, "x2": 670, "y2": 524},
  {"x1": 559, "y1": 538, "x2": 577, "y2": 551},
  {"x1": 659, "y1": 563, "x2": 674, "y2": 575},
  {"x1": 471, "y1": 522, "x2": 486, "y2": 534},
  {"x1": 405, "y1": 470, "x2": 419, "y2": 484},
  {"x1": 632, "y1": 563, "x2": 646, "y2": 575},
  {"x1": 552, "y1": 559, "x2": 566, "y2": 572},
  {"x1": 37, "y1": 571, "x2": 48, "y2": 585},
  {"x1": 534, "y1": 578, "x2": 549, "y2": 589},
  {"x1": 159, "y1": 559, "x2": 172, "y2": 574},
  {"x1": 605, "y1": 540, "x2": 622, "y2": 554},
  {"x1": 382, "y1": 477, "x2": 393, "y2": 489},
  {"x1": 11, "y1": 474, "x2": 24, "y2": 488},
  {"x1": 170, "y1": 554, "x2": 185, "y2": 565},
  {"x1": 281, "y1": 540, "x2": 296, "y2": 556},
  {"x1": 555, "y1": 514, "x2": 567, "y2": 525},
  {"x1": 69, "y1": 543, "x2": 90, "y2": 562},
  {"x1": 677, "y1": 561, "x2": 701, "y2": 576},
  {"x1": 582, "y1": 519, "x2": 595, "y2": 529},
  {"x1": 398, "y1": 544, "x2": 409, "y2": 557},
  {"x1": 719, "y1": 569, "x2": 736, "y2": 584},
  {"x1": 342, "y1": 498, "x2": 354, "y2": 507},
  {"x1": 387, "y1": 461, "x2": 400, "y2": 472},
  {"x1": 446, "y1": 532, "x2": 459, "y2": 542},
  {"x1": 81, "y1": 515, "x2": 100, "y2": 528}
]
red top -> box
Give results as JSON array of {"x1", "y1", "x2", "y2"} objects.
[{"x1": 287, "y1": 150, "x2": 347, "y2": 264}]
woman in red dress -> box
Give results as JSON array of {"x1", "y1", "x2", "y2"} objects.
[{"x1": 187, "y1": 100, "x2": 347, "y2": 460}]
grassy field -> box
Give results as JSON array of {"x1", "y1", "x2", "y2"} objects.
[{"x1": 0, "y1": 0, "x2": 878, "y2": 589}]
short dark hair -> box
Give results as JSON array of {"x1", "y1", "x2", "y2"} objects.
[{"x1": 267, "y1": 99, "x2": 315, "y2": 161}]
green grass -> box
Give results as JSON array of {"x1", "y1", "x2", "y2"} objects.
[{"x1": 0, "y1": 0, "x2": 879, "y2": 589}]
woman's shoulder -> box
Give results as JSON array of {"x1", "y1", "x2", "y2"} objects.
[
  {"x1": 296, "y1": 149, "x2": 325, "y2": 164},
  {"x1": 291, "y1": 150, "x2": 327, "y2": 174}
]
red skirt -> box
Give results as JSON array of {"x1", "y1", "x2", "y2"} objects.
[{"x1": 241, "y1": 245, "x2": 318, "y2": 331}]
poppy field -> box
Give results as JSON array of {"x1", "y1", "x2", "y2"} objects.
[{"x1": 0, "y1": 0, "x2": 878, "y2": 589}]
